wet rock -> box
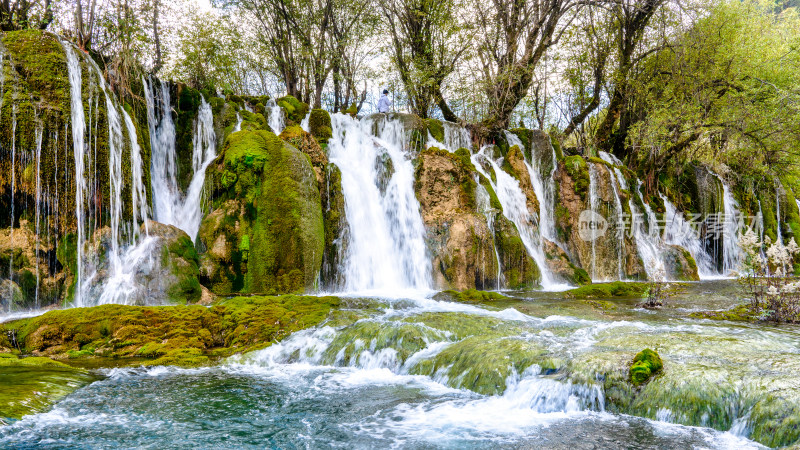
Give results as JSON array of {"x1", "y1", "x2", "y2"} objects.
[
  {"x1": 542, "y1": 238, "x2": 591, "y2": 285},
  {"x1": 629, "y1": 348, "x2": 663, "y2": 385},
  {"x1": 199, "y1": 129, "x2": 324, "y2": 295}
]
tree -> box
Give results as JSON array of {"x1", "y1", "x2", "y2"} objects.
[
  {"x1": 381, "y1": 0, "x2": 469, "y2": 120},
  {"x1": 0, "y1": 0, "x2": 54, "y2": 31},
  {"x1": 592, "y1": 0, "x2": 669, "y2": 158},
  {"x1": 473, "y1": 0, "x2": 587, "y2": 133}
]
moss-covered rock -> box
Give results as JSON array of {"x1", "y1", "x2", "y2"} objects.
[
  {"x1": 0, "y1": 353, "x2": 97, "y2": 422},
  {"x1": 432, "y1": 289, "x2": 509, "y2": 304},
  {"x1": 415, "y1": 147, "x2": 500, "y2": 290},
  {"x1": 308, "y1": 108, "x2": 332, "y2": 145},
  {"x1": 280, "y1": 125, "x2": 328, "y2": 185},
  {"x1": 542, "y1": 238, "x2": 591, "y2": 285},
  {"x1": 563, "y1": 281, "x2": 648, "y2": 299},
  {"x1": 629, "y1": 348, "x2": 663, "y2": 385},
  {"x1": 0, "y1": 295, "x2": 339, "y2": 365},
  {"x1": 199, "y1": 129, "x2": 324, "y2": 295},
  {"x1": 277, "y1": 95, "x2": 309, "y2": 124}
]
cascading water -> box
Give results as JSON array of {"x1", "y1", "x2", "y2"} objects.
[
  {"x1": 632, "y1": 181, "x2": 667, "y2": 280},
  {"x1": 776, "y1": 187, "x2": 782, "y2": 245},
  {"x1": 427, "y1": 121, "x2": 472, "y2": 152},
  {"x1": 266, "y1": 98, "x2": 285, "y2": 135},
  {"x1": 471, "y1": 146, "x2": 563, "y2": 289},
  {"x1": 720, "y1": 180, "x2": 742, "y2": 274},
  {"x1": 326, "y1": 113, "x2": 431, "y2": 293},
  {"x1": 62, "y1": 41, "x2": 88, "y2": 307},
  {"x1": 144, "y1": 78, "x2": 216, "y2": 240},
  {"x1": 505, "y1": 132, "x2": 559, "y2": 245},
  {"x1": 144, "y1": 78, "x2": 178, "y2": 227},
  {"x1": 475, "y1": 181, "x2": 503, "y2": 289},
  {"x1": 661, "y1": 194, "x2": 718, "y2": 277},
  {"x1": 587, "y1": 164, "x2": 600, "y2": 281},
  {"x1": 234, "y1": 112, "x2": 242, "y2": 133}
]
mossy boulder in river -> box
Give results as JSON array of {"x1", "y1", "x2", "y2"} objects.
[
  {"x1": 199, "y1": 129, "x2": 324, "y2": 295},
  {"x1": 629, "y1": 349, "x2": 663, "y2": 385},
  {"x1": 277, "y1": 95, "x2": 309, "y2": 124},
  {"x1": 82, "y1": 221, "x2": 203, "y2": 305},
  {"x1": 0, "y1": 295, "x2": 339, "y2": 366},
  {"x1": 308, "y1": 108, "x2": 332, "y2": 145}
]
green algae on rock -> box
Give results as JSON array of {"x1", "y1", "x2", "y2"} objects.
[
  {"x1": 563, "y1": 282, "x2": 649, "y2": 299},
  {"x1": 629, "y1": 349, "x2": 663, "y2": 385},
  {"x1": 0, "y1": 295, "x2": 339, "y2": 367},
  {"x1": 0, "y1": 353, "x2": 97, "y2": 423},
  {"x1": 433, "y1": 289, "x2": 509, "y2": 304}
]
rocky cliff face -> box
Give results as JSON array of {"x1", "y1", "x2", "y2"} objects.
[{"x1": 415, "y1": 147, "x2": 538, "y2": 290}]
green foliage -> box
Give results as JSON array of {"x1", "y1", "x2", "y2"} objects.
[
  {"x1": 562, "y1": 156, "x2": 590, "y2": 201},
  {"x1": 277, "y1": 95, "x2": 309, "y2": 124},
  {"x1": 308, "y1": 108, "x2": 332, "y2": 144}
]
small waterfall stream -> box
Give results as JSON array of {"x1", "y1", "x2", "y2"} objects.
[
  {"x1": 144, "y1": 79, "x2": 216, "y2": 240},
  {"x1": 720, "y1": 180, "x2": 742, "y2": 274},
  {"x1": 62, "y1": 42, "x2": 88, "y2": 307},
  {"x1": 471, "y1": 146, "x2": 562, "y2": 289},
  {"x1": 327, "y1": 113, "x2": 431, "y2": 293},
  {"x1": 266, "y1": 98, "x2": 286, "y2": 135},
  {"x1": 661, "y1": 194, "x2": 718, "y2": 277}
]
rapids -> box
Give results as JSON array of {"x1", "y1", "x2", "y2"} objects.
[{"x1": 1, "y1": 280, "x2": 794, "y2": 448}]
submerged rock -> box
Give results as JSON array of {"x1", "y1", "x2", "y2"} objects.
[{"x1": 0, "y1": 353, "x2": 96, "y2": 422}]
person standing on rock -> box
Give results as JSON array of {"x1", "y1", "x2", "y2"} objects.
[{"x1": 378, "y1": 89, "x2": 392, "y2": 113}]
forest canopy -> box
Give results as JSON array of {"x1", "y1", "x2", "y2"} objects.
[{"x1": 14, "y1": 0, "x2": 800, "y2": 184}]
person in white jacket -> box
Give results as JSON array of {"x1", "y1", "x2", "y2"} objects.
[{"x1": 377, "y1": 89, "x2": 392, "y2": 113}]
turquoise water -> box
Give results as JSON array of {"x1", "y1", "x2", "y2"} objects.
[{"x1": 2, "y1": 281, "x2": 794, "y2": 448}]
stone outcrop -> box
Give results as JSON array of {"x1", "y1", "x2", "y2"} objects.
[
  {"x1": 198, "y1": 129, "x2": 324, "y2": 295},
  {"x1": 415, "y1": 147, "x2": 539, "y2": 290}
]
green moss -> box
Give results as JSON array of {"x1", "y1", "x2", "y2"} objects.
[
  {"x1": 425, "y1": 118, "x2": 445, "y2": 144},
  {"x1": 494, "y1": 217, "x2": 540, "y2": 288},
  {"x1": 277, "y1": 95, "x2": 309, "y2": 124},
  {"x1": 308, "y1": 108, "x2": 332, "y2": 144},
  {"x1": 629, "y1": 349, "x2": 663, "y2": 385},
  {"x1": 689, "y1": 303, "x2": 761, "y2": 322},
  {"x1": 203, "y1": 129, "x2": 324, "y2": 295},
  {"x1": 433, "y1": 289, "x2": 509, "y2": 304},
  {"x1": 562, "y1": 156, "x2": 590, "y2": 201},
  {"x1": 0, "y1": 295, "x2": 339, "y2": 366},
  {"x1": 0, "y1": 354, "x2": 96, "y2": 422},
  {"x1": 563, "y1": 281, "x2": 648, "y2": 299}
]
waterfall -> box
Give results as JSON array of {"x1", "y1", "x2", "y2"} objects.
[
  {"x1": 183, "y1": 97, "x2": 216, "y2": 240},
  {"x1": 601, "y1": 166, "x2": 625, "y2": 280},
  {"x1": 327, "y1": 113, "x2": 431, "y2": 293},
  {"x1": 63, "y1": 42, "x2": 88, "y2": 307},
  {"x1": 471, "y1": 146, "x2": 562, "y2": 289},
  {"x1": 632, "y1": 181, "x2": 667, "y2": 280},
  {"x1": 144, "y1": 78, "x2": 216, "y2": 240},
  {"x1": 144, "y1": 78, "x2": 178, "y2": 227},
  {"x1": 661, "y1": 194, "x2": 718, "y2": 277},
  {"x1": 300, "y1": 112, "x2": 310, "y2": 132},
  {"x1": 234, "y1": 112, "x2": 242, "y2": 133},
  {"x1": 588, "y1": 164, "x2": 600, "y2": 281},
  {"x1": 428, "y1": 121, "x2": 472, "y2": 152},
  {"x1": 475, "y1": 181, "x2": 503, "y2": 289},
  {"x1": 505, "y1": 132, "x2": 559, "y2": 244},
  {"x1": 776, "y1": 187, "x2": 782, "y2": 245},
  {"x1": 123, "y1": 110, "x2": 150, "y2": 238},
  {"x1": 720, "y1": 181, "x2": 742, "y2": 274},
  {"x1": 266, "y1": 98, "x2": 285, "y2": 135},
  {"x1": 7, "y1": 104, "x2": 16, "y2": 305},
  {"x1": 34, "y1": 125, "x2": 42, "y2": 307}
]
